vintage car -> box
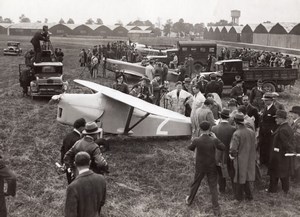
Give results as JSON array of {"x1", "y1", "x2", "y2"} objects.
[
  {"x1": 28, "y1": 62, "x2": 68, "y2": 98},
  {"x1": 3, "y1": 41, "x2": 22, "y2": 56}
]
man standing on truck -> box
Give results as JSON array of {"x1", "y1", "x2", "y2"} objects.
[{"x1": 30, "y1": 25, "x2": 49, "y2": 63}]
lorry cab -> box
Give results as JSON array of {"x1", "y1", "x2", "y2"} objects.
[{"x1": 215, "y1": 59, "x2": 247, "y2": 86}]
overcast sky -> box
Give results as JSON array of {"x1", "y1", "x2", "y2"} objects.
[{"x1": 0, "y1": 0, "x2": 300, "y2": 26}]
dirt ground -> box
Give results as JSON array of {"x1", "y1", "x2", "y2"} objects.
[{"x1": 1, "y1": 35, "x2": 300, "y2": 217}]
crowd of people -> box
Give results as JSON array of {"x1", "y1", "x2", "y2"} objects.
[{"x1": 219, "y1": 47, "x2": 300, "y2": 69}]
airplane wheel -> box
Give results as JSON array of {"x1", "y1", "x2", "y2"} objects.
[{"x1": 263, "y1": 82, "x2": 276, "y2": 92}]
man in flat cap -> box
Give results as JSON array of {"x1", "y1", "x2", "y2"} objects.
[
  {"x1": 267, "y1": 110, "x2": 294, "y2": 193},
  {"x1": 186, "y1": 121, "x2": 224, "y2": 216}
]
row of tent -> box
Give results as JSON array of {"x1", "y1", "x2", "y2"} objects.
[
  {"x1": 203, "y1": 22, "x2": 300, "y2": 49},
  {"x1": 0, "y1": 23, "x2": 155, "y2": 37}
]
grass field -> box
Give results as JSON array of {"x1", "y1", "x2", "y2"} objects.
[{"x1": 1, "y1": 35, "x2": 300, "y2": 217}]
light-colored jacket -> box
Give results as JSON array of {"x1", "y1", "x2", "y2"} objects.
[{"x1": 166, "y1": 89, "x2": 192, "y2": 115}]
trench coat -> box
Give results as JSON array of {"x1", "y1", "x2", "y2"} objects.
[
  {"x1": 268, "y1": 122, "x2": 294, "y2": 178},
  {"x1": 230, "y1": 125, "x2": 256, "y2": 184}
]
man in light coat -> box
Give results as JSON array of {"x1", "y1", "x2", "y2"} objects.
[
  {"x1": 145, "y1": 60, "x2": 155, "y2": 81},
  {"x1": 191, "y1": 98, "x2": 215, "y2": 138},
  {"x1": 230, "y1": 113, "x2": 256, "y2": 201},
  {"x1": 166, "y1": 81, "x2": 192, "y2": 115}
]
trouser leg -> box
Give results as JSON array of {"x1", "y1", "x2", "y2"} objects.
[
  {"x1": 0, "y1": 195, "x2": 7, "y2": 217},
  {"x1": 207, "y1": 169, "x2": 220, "y2": 210},
  {"x1": 268, "y1": 175, "x2": 279, "y2": 193},
  {"x1": 187, "y1": 171, "x2": 205, "y2": 205},
  {"x1": 244, "y1": 181, "x2": 254, "y2": 200},
  {"x1": 281, "y1": 177, "x2": 290, "y2": 193},
  {"x1": 234, "y1": 183, "x2": 244, "y2": 201},
  {"x1": 216, "y1": 166, "x2": 226, "y2": 193}
]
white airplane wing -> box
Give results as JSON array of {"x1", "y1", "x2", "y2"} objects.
[{"x1": 74, "y1": 79, "x2": 190, "y2": 122}]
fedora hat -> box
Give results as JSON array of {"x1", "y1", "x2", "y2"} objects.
[
  {"x1": 219, "y1": 108, "x2": 230, "y2": 119},
  {"x1": 274, "y1": 110, "x2": 287, "y2": 119},
  {"x1": 262, "y1": 92, "x2": 274, "y2": 100},
  {"x1": 290, "y1": 106, "x2": 300, "y2": 115},
  {"x1": 82, "y1": 122, "x2": 102, "y2": 135},
  {"x1": 234, "y1": 113, "x2": 245, "y2": 124}
]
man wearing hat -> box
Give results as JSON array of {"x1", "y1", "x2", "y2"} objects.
[
  {"x1": 270, "y1": 92, "x2": 284, "y2": 110},
  {"x1": 30, "y1": 25, "x2": 49, "y2": 63},
  {"x1": 65, "y1": 152, "x2": 106, "y2": 217},
  {"x1": 230, "y1": 79, "x2": 244, "y2": 105},
  {"x1": 112, "y1": 73, "x2": 129, "y2": 94},
  {"x1": 138, "y1": 77, "x2": 153, "y2": 103},
  {"x1": 61, "y1": 118, "x2": 86, "y2": 184},
  {"x1": 64, "y1": 122, "x2": 108, "y2": 177},
  {"x1": 230, "y1": 113, "x2": 256, "y2": 201},
  {"x1": 151, "y1": 73, "x2": 162, "y2": 105},
  {"x1": 186, "y1": 121, "x2": 224, "y2": 216},
  {"x1": 212, "y1": 108, "x2": 236, "y2": 193},
  {"x1": 250, "y1": 79, "x2": 265, "y2": 111},
  {"x1": 267, "y1": 110, "x2": 294, "y2": 193},
  {"x1": 289, "y1": 106, "x2": 300, "y2": 183},
  {"x1": 258, "y1": 92, "x2": 277, "y2": 166},
  {"x1": 242, "y1": 95, "x2": 260, "y2": 130}
]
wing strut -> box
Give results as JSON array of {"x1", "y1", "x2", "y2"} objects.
[{"x1": 124, "y1": 106, "x2": 150, "y2": 135}]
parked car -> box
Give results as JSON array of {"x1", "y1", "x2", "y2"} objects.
[{"x1": 3, "y1": 41, "x2": 22, "y2": 56}]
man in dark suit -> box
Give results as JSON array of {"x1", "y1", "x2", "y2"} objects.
[
  {"x1": 242, "y1": 95, "x2": 260, "y2": 130},
  {"x1": 205, "y1": 74, "x2": 223, "y2": 98},
  {"x1": 289, "y1": 106, "x2": 300, "y2": 182},
  {"x1": 212, "y1": 108, "x2": 236, "y2": 193},
  {"x1": 258, "y1": 93, "x2": 277, "y2": 166},
  {"x1": 0, "y1": 156, "x2": 17, "y2": 217},
  {"x1": 186, "y1": 121, "x2": 225, "y2": 216},
  {"x1": 267, "y1": 110, "x2": 294, "y2": 193},
  {"x1": 65, "y1": 152, "x2": 106, "y2": 217},
  {"x1": 30, "y1": 25, "x2": 49, "y2": 63},
  {"x1": 61, "y1": 118, "x2": 86, "y2": 184}
]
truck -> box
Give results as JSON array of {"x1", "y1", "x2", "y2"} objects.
[
  {"x1": 211, "y1": 59, "x2": 299, "y2": 92},
  {"x1": 147, "y1": 40, "x2": 217, "y2": 73},
  {"x1": 19, "y1": 45, "x2": 68, "y2": 99}
]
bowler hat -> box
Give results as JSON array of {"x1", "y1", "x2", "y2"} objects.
[
  {"x1": 199, "y1": 121, "x2": 210, "y2": 131},
  {"x1": 82, "y1": 122, "x2": 102, "y2": 135},
  {"x1": 234, "y1": 113, "x2": 245, "y2": 124},
  {"x1": 262, "y1": 92, "x2": 274, "y2": 100},
  {"x1": 290, "y1": 106, "x2": 300, "y2": 115},
  {"x1": 219, "y1": 108, "x2": 230, "y2": 119},
  {"x1": 274, "y1": 110, "x2": 287, "y2": 119},
  {"x1": 175, "y1": 81, "x2": 183, "y2": 86}
]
